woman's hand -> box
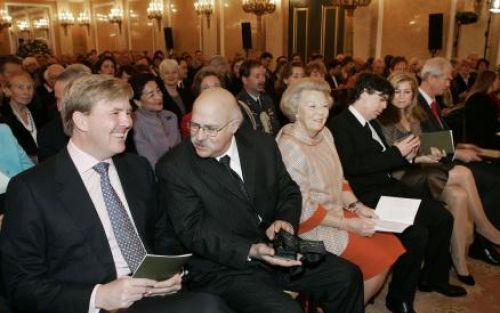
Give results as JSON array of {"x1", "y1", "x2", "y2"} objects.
[
  {"x1": 355, "y1": 205, "x2": 378, "y2": 219},
  {"x1": 344, "y1": 218, "x2": 376, "y2": 237},
  {"x1": 415, "y1": 147, "x2": 446, "y2": 163}
]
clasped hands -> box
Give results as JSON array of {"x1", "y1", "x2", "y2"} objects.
[
  {"x1": 394, "y1": 135, "x2": 448, "y2": 163},
  {"x1": 95, "y1": 272, "x2": 183, "y2": 311},
  {"x1": 249, "y1": 220, "x2": 303, "y2": 268},
  {"x1": 344, "y1": 204, "x2": 379, "y2": 237}
]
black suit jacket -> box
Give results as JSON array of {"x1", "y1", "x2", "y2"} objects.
[
  {"x1": 417, "y1": 92, "x2": 448, "y2": 132},
  {"x1": 155, "y1": 128, "x2": 301, "y2": 277},
  {"x1": 37, "y1": 116, "x2": 69, "y2": 162},
  {"x1": 159, "y1": 80, "x2": 193, "y2": 124},
  {"x1": 0, "y1": 103, "x2": 40, "y2": 157},
  {"x1": 1, "y1": 149, "x2": 169, "y2": 313},
  {"x1": 464, "y1": 92, "x2": 500, "y2": 149},
  {"x1": 327, "y1": 108, "x2": 408, "y2": 196}
]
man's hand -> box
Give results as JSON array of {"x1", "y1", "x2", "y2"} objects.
[
  {"x1": 344, "y1": 218, "x2": 376, "y2": 237},
  {"x1": 455, "y1": 148, "x2": 482, "y2": 163},
  {"x1": 249, "y1": 243, "x2": 302, "y2": 267},
  {"x1": 145, "y1": 273, "x2": 182, "y2": 297},
  {"x1": 95, "y1": 277, "x2": 156, "y2": 310},
  {"x1": 265, "y1": 220, "x2": 294, "y2": 240},
  {"x1": 394, "y1": 135, "x2": 420, "y2": 158}
]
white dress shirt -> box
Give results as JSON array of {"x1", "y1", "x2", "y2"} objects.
[
  {"x1": 215, "y1": 136, "x2": 244, "y2": 181},
  {"x1": 348, "y1": 106, "x2": 386, "y2": 151}
]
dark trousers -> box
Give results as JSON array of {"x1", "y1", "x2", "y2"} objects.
[
  {"x1": 187, "y1": 254, "x2": 364, "y2": 313},
  {"x1": 359, "y1": 180, "x2": 453, "y2": 304},
  {"x1": 124, "y1": 292, "x2": 234, "y2": 313}
]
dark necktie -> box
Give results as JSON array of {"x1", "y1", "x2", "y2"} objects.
[
  {"x1": 93, "y1": 162, "x2": 146, "y2": 272},
  {"x1": 430, "y1": 100, "x2": 443, "y2": 128}
]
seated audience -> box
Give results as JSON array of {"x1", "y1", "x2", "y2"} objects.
[
  {"x1": 227, "y1": 56, "x2": 244, "y2": 95},
  {"x1": 130, "y1": 73, "x2": 181, "y2": 168},
  {"x1": 93, "y1": 56, "x2": 117, "y2": 76},
  {"x1": 463, "y1": 70, "x2": 500, "y2": 149},
  {"x1": 305, "y1": 60, "x2": 327, "y2": 81},
  {"x1": 180, "y1": 67, "x2": 223, "y2": 138},
  {"x1": 156, "y1": 87, "x2": 364, "y2": 313},
  {"x1": 378, "y1": 72, "x2": 500, "y2": 285},
  {"x1": 0, "y1": 56, "x2": 23, "y2": 106},
  {"x1": 37, "y1": 64, "x2": 91, "y2": 162},
  {"x1": 0, "y1": 71, "x2": 40, "y2": 161},
  {"x1": 0, "y1": 74, "x2": 233, "y2": 313},
  {"x1": 158, "y1": 58, "x2": 193, "y2": 123},
  {"x1": 328, "y1": 73, "x2": 466, "y2": 313},
  {"x1": 276, "y1": 78, "x2": 404, "y2": 304},
  {"x1": 237, "y1": 60, "x2": 281, "y2": 135}
]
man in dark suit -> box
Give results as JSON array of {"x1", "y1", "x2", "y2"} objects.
[
  {"x1": 236, "y1": 60, "x2": 281, "y2": 136},
  {"x1": 450, "y1": 59, "x2": 474, "y2": 105},
  {"x1": 418, "y1": 57, "x2": 500, "y2": 265},
  {"x1": 328, "y1": 73, "x2": 466, "y2": 313},
  {"x1": 37, "y1": 65, "x2": 91, "y2": 162},
  {"x1": 156, "y1": 87, "x2": 364, "y2": 313},
  {"x1": 0, "y1": 75, "x2": 232, "y2": 313}
]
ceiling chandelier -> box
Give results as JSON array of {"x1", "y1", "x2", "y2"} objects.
[
  {"x1": 147, "y1": 0, "x2": 163, "y2": 32},
  {"x1": 59, "y1": 11, "x2": 74, "y2": 35},
  {"x1": 0, "y1": 9, "x2": 12, "y2": 30},
  {"x1": 331, "y1": 0, "x2": 371, "y2": 16},
  {"x1": 242, "y1": 0, "x2": 276, "y2": 16},
  {"x1": 108, "y1": 6, "x2": 123, "y2": 34}
]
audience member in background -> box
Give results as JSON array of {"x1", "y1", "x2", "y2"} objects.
[
  {"x1": 325, "y1": 59, "x2": 344, "y2": 89},
  {"x1": 118, "y1": 64, "x2": 139, "y2": 82},
  {"x1": 277, "y1": 78, "x2": 404, "y2": 304},
  {"x1": 389, "y1": 56, "x2": 409, "y2": 74},
  {"x1": 130, "y1": 73, "x2": 180, "y2": 168},
  {"x1": 178, "y1": 58, "x2": 192, "y2": 90},
  {"x1": 22, "y1": 57, "x2": 40, "y2": 80},
  {"x1": 37, "y1": 64, "x2": 91, "y2": 162},
  {"x1": 260, "y1": 51, "x2": 275, "y2": 97},
  {"x1": 476, "y1": 58, "x2": 489, "y2": 73},
  {"x1": 158, "y1": 58, "x2": 193, "y2": 124},
  {"x1": 418, "y1": 57, "x2": 500, "y2": 266},
  {"x1": 93, "y1": 56, "x2": 117, "y2": 76},
  {"x1": 236, "y1": 60, "x2": 280, "y2": 136},
  {"x1": 329, "y1": 73, "x2": 466, "y2": 313},
  {"x1": 371, "y1": 58, "x2": 386, "y2": 77},
  {"x1": 192, "y1": 50, "x2": 205, "y2": 72},
  {"x1": 0, "y1": 71, "x2": 40, "y2": 162},
  {"x1": 227, "y1": 56, "x2": 244, "y2": 95},
  {"x1": 180, "y1": 68, "x2": 223, "y2": 138},
  {"x1": 305, "y1": 60, "x2": 327, "y2": 81},
  {"x1": 0, "y1": 56, "x2": 23, "y2": 106},
  {"x1": 290, "y1": 52, "x2": 303, "y2": 65},
  {"x1": 207, "y1": 55, "x2": 231, "y2": 87},
  {"x1": 463, "y1": 70, "x2": 500, "y2": 149},
  {"x1": 451, "y1": 59, "x2": 474, "y2": 105},
  {"x1": 0, "y1": 117, "x2": 33, "y2": 218},
  {"x1": 274, "y1": 62, "x2": 305, "y2": 125},
  {"x1": 378, "y1": 72, "x2": 500, "y2": 286},
  {"x1": 156, "y1": 87, "x2": 364, "y2": 313},
  {"x1": 34, "y1": 64, "x2": 64, "y2": 125}
]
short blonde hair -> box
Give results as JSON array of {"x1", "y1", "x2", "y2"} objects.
[
  {"x1": 159, "y1": 58, "x2": 179, "y2": 76},
  {"x1": 62, "y1": 74, "x2": 132, "y2": 136},
  {"x1": 280, "y1": 77, "x2": 333, "y2": 122}
]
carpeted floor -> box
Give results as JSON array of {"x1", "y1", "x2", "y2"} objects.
[{"x1": 366, "y1": 256, "x2": 500, "y2": 313}]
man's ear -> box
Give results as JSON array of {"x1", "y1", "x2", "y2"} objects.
[{"x1": 72, "y1": 111, "x2": 89, "y2": 132}]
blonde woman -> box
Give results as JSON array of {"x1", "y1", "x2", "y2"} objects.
[{"x1": 276, "y1": 78, "x2": 404, "y2": 304}]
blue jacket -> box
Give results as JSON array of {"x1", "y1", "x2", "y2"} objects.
[{"x1": 0, "y1": 124, "x2": 33, "y2": 181}]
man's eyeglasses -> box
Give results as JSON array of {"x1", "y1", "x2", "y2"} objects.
[{"x1": 188, "y1": 120, "x2": 233, "y2": 137}]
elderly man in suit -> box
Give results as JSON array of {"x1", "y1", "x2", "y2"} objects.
[
  {"x1": 0, "y1": 75, "x2": 232, "y2": 313},
  {"x1": 156, "y1": 87, "x2": 364, "y2": 313},
  {"x1": 328, "y1": 73, "x2": 466, "y2": 313},
  {"x1": 418, "y1": 57, "x2": 500, "y2": 265}
]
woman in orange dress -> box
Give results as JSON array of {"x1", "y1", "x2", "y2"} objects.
[{"x1": 276, "y1": 78, "x2": 405, "y2": 304}]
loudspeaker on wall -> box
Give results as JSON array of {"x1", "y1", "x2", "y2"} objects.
[
  {"x1": 164, "y1": 27, "x2": 174, "y2": 50},
  {"x1": 428, "y1": 14, "x2": 443, "y2": 52},
  {"x1": 241, "y1": 22, "x2": 252, "y2": 50}
]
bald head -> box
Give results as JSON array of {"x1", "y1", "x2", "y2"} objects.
[
  {"x1": 190, "y1": 88, "x2": 243, "y2": 158},
  {"x1": 44, "y1": 64, "x2": 65, "y2": 88}
]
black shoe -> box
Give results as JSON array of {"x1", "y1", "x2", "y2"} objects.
[
  {"x1": 456, "y1": 273, "x2": 475, "y2": 286},
  {"x1": 418, "y1": 281, "x2": 467, "y2": 297},
  {"x1": 469, "y1": 240, "x2": 500, "y2": 266},
  {"x1": 386, "y1": 298, "x2": 416, "y2": 313}
]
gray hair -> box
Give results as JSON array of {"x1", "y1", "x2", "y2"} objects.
[{"x1": 420, "y1": 57, "x2": 453, "y2": 81}]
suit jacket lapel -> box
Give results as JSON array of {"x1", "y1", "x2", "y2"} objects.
[
  {"x1": 235, "y1": 132, "x2": 256, "y2": 201},
  {"x1": 55, "y1": 149, "x2": 115, "y2": 273}
]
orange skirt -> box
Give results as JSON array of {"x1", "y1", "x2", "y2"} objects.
[{"x1": 340, "y1": 211, "x2": 406, "y2": 280}]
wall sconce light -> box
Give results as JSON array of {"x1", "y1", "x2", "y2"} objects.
[
  {"x1": 147, "y1": 0, "x2": 163, "y2": 32},
  {"x1": 59, "y1": 11, "x2": 74, "y2": 36},
  {"x1": 108, "y1": 6, "x2": 123, "y2": 34},
  {"x1": 33, "y1": 18, "x2": 49, "y2": 31},
  {"x1": 0, "y1": 9, "x2": 12, "y2": 31},
  {"x1": 77, "y1": 11, "x2": 90, "y2": 34},
  {"x1": 16, "y1": 20, "x2": 30, "y2": 34},
  {"x1": 241, "y1": 0, "x2": 276, "y2": 51},
  {"x1": 194, "y1": 0, "x2": 214, "y2": 28},
  {"x1": 491, "y1": 0, "x2": 500, "y2": 13},
  {"x1": 331, "y1": 0, "x2": 371, "y2": 16}
]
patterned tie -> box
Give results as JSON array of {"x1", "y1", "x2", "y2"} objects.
[
  {"x1": 93, "y1": 162, "x2": 146, "y2": 273},
  {"x1": 430, "y1": 100, "x2": 443, "y2": 128}
]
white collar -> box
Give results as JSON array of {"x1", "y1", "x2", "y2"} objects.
[
  {"x1": 348, "y1": 105, "x2": 368, "y2": 127},
  {"x1": 215, "y1": 136, "x2": 239, "y2": 162},
  {"x1": 418, "y1": 88, "x2": 434, "y2": 107}
]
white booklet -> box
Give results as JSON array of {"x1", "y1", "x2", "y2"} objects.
[{"x1": 374, "y1": 196, "x2": 421, "y2": 233}]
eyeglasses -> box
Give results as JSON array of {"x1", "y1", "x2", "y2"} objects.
[{"x1": 188, "y1": 120, "x2": 233, "y2": 137}]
